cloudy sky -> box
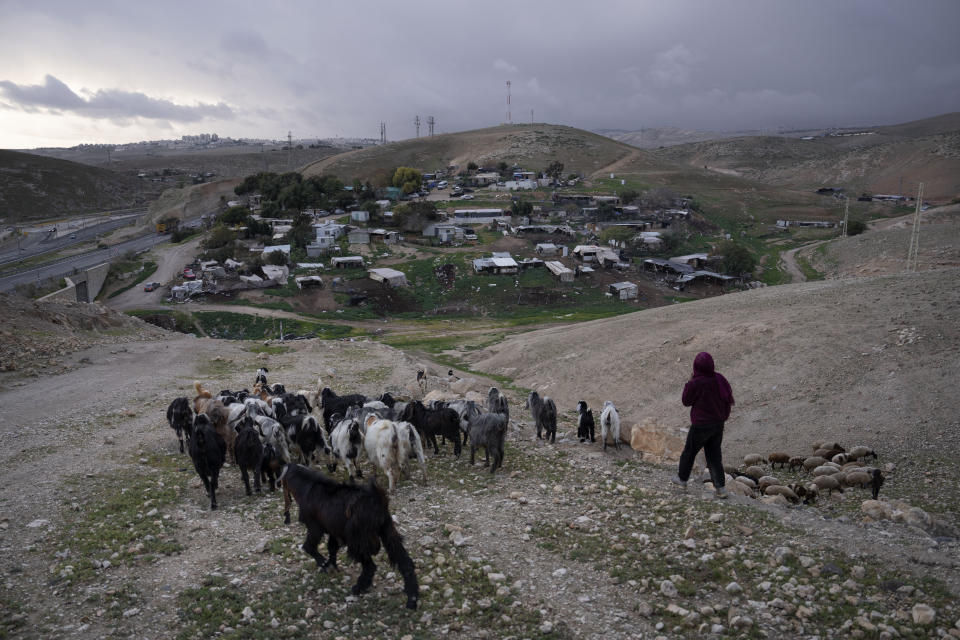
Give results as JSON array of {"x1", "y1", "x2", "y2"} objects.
[{"x1": 1, "y1": 0, "x2": 958, "y2": 149}]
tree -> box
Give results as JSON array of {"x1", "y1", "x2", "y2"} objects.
[
  {"x1": 392, "y1": 167, "x2": 423, "y2": 195},
  {"x1": 643, "y1": 186, "x2": 678, "y2": 210},
  {"x1": 287, "y1": 212, "x2": 315, "y2": 250},
  {"x1": 619, "y1": 189, "x2": 639, "y2": 205},
  {"x1": 718, "y1": 241, "x2": 757, "y2": 276},
  {"x1": 467, "y1": 161, "x2": 478, "y2": 172},
  {"x1": 544, "y1": 160, "x2": 564, "y2": 181},
  {"x1": 510, "y1": 199, "x2": 533, "y2": 217},
  {"x1": 203, "y1": 225, "x2": 236, "y2": 251},
  {"x1": 846, "y1": 219, "x2": 867, "y2": 236},
  {"x1": 220, "y1": 206, "x2": 250, "y2": 226},
  {"x1": 596, "y1": 202, "x2": 617, "y2": 221},
  {"x1": 265, "y1": 249, "x2": 289, "y2": 266}
]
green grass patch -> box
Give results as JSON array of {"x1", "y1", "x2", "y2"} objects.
[
  {"x1": 51, "y1": 454, "x2": 185, "y2": 585},
  {"x1": 795, "y1": 254, "x2": 825, "y2": 281},
  {"x1": 106, "y1": 261, "x2": 158, "y2": 299},
  {"x1": 244, "y1": 343, "x2": 293, "y2": 355},
  {"x1": 192, "y1": 311, "x2": 363, "y2": 341}
]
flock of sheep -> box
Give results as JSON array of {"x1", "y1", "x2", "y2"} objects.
[{"x1": 717, "y1": 441, "x2": 885, "y2": 505}]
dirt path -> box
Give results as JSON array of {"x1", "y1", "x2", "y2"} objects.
[
  {"x1": 592, "y1": 148, "x2": 640, "y2": 178},
  {"x1": 108, "y1": 236, "x2": 203, "y2": 311}
]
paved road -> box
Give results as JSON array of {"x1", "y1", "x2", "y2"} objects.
[
  {"x1": 0, "y1": 232, "x2": 170, "y2": 293},
  {"x1": 0, "y1": 210, "x2": 147, "y2": 266}
]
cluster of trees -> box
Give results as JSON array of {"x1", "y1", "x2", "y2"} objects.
[{"x1": 234, "y1": 171, "x2": 369, "y2": 217}]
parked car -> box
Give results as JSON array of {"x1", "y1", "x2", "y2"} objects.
[
  {"x1": 460, "y1": 194, "x2": 474, "y2": 200},
  {"x1": 143, "y1": 282, "x2": 161, "y2": 292},
  {"x1": 183, "y1": 268, "x2": 196, "y2": 280}
]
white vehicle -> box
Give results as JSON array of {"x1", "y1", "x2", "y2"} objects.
[
  {"x1": 438, "y1": 180, "x2": 448, "y2": 188},
  {"x1": 460, "y1": 194, "x2": 474, "y2": 200}
]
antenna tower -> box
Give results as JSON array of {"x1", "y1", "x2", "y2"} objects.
[
  {"x1": 415, "y1": 115, "x2": 420, "y2": 138},
  {"x1": 380, "y1": 122, "x2": 386, "y2": 145},
  {"x1": 506, "y1": 80, "x2": 511, "y2": 124},
  {"x1": 287, "y1": 131, "x2": 293, "y2": 169},
  {"x1": 530, "y1": 108, "x2": 534, "y2": 124},
  {"x1": 906, "y1": 182, "x2": 924, "y2": 271},
  {"x1": 427, "y1": 116, "x2": 435, "y2": 136}
]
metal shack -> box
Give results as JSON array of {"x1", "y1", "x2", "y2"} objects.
[
  {"x1": 544, "y1": 260, "x2": 574, "y2": 282},
  {"x1": 368, "y1": 267, "x2": 408, "y2": 287},
  {"x1": 609, "y1": 281, "x2": 638, "y2": 300}
]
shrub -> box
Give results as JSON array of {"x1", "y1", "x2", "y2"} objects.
[{"x1": 846, "y1": 219, "x2": 867, "y2": 236}]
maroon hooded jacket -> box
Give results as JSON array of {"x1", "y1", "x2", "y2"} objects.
[{"x1": 682, "y1": 352, "x2": 734, "y2": 426}]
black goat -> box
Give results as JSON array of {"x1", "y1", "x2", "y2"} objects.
[
  {"x1": 871, "y1": 469, "x2": 885, "y2": 500},
  {"x1": 320, "y1": 388, "x2": 368, "y2": 433},
  {"x1": 468, "y1": 413, "x2": 508, "y2": 474},
  {"x1": 399, "y1": 401, "x2": 461, "y2": 457},
  {"x1": 260, "y1": 441, "x2": 283, "y2": 491},
  {"x1": 526, "y1": 391, "x2": 557, "y2": 444},
  {"x1": 189, "y1": 414, "x2": 227, "y2": 510},
  {"x1": 282, "y1": 414, "x2": 331, "y2": 465},
  {"x1": 378, "y1": 392, "x2": 396, "y2": 408},
  {"x1": 234, "y1": 416, "x2": 263, "y2": 495},
  {"x1": 166, "y1": 397, "x2": 193, "y2": 453},
  {"x1": 281, "y1": 464, "x2": 419, "y2": 610},
  {"x1": 273, "y1": 392, "x2": 313, "y2": 421},
  {"x1": 576, "y1": 401, "x2": 596, "y2": 443}
]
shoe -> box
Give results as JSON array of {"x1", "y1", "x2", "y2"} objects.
[
  {"x1": 671, "y1": 475, "x2": 687, "y2": 488},
  {"x1": 714, "y1": 487, "x2": 729, "y2": 499}
]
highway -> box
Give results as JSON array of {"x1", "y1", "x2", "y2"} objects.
[
  {"x1": 0, "y1": 209, "x2": 147, "y2": 266},
  {"x1": 0, "y1": 210, "x2": 206, "y2": 294}
]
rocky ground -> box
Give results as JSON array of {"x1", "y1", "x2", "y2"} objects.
[{"x1": 1, "y1": 206, "x2": 959, "y2": 639}]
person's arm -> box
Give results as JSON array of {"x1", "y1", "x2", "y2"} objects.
[{"x1": 681, "y1": 379, "x2": 697, "y2": 407}]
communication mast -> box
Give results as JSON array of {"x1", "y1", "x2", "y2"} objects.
[
  {"x1": 287, "y1": 131, "x2": 293, "y2": 169},
  {"x1": 415, "y1": 115, "x2": 420, "y2": 138},
  {"x1": 380, "y1": 122, "x2": 386, "y2": 145},
  {"x1": 506, "y1": 80, "x2": 511, "y2": 124},
  {"x1": 906, "y1": 182, "x2": 924, "y2": 271},
  {"x1": 427, "y1": 116, "x2": 435, "y2": 136}
]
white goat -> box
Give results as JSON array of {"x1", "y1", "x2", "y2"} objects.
[
  {"x1": 251, "y1": 414, "x2": 292, "y2": 463},
  {"x1": 599, "y1": 401, "x2": 622, "y2": 451},
  {"x1": 395, "y1": 420, "x2": 428, "y2": 483},
  {"x1": 364, "y1": 415, "x2": 403, "y2": 492},
  {"x1": 329, "y1": 415, "x2": 365, "y2": 481}
]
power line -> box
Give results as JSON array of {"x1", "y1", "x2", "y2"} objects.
[{"x1": 427, "y1": 116, "x2": 435, "y2": 137}]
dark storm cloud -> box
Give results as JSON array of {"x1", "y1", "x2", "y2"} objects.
[{"x1": 0, "y1": 74, "x2": 234, "y2": 122}]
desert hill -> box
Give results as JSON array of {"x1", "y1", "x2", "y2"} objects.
[
  {"x1": 648, "y1": 113, "x2": 960, "y2": 200},
  {"x1": 465, "y1": 263, "x2": 959, "y2": 465},
  {"x1": 301, "y1": 123, "x2": 647, "y2": 181},
  {"x1": 0, "y1": 149, "x2": 150, "y2": 223}
]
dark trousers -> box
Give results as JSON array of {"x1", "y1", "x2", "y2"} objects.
[{"x1": 677, "y1": 422, "x2": 725, "y2": 488}]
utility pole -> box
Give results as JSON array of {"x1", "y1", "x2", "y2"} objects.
[
  {"x1": 415, "y1": 115, "x2": 420, "y2": 138},
  {"x1": 380, "y1": 122, "x2": 386, "y2": 145},
  {"x1": 287, "y1": 131, "x2": 293, "y2": 170},
  {"x1": 427, "y1": 116, "x2": 435, "y2": 137},
  {"x1": 906, "y1": 182, "x2": 924, "y2": 271},
  {"x1": 842, "y1": 197, "x2": 849, "y2": 238},
  {"x1": 506, "y1": 80, "x2": 512, "y2": 124}
]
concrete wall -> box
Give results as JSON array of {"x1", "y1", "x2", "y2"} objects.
[{"x1": 38, "y1": 262, "x2": 111, "y2": 303}]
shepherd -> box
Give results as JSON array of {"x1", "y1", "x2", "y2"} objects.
[{"x1": 672, "y1": 352, "x2": 735, "y2": 499}]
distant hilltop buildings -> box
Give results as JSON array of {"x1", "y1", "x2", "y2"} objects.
[{"x1": 64, "y1": 134, "x2": 378, "y2": 152}]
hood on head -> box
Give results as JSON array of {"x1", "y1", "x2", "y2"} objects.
[{"x1": 693, "y1": 352, "x2": 715, "y2": 375}]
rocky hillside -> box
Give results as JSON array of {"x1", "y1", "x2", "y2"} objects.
[
  {"x1": 301, "y1": 123, "x2": 641, "y2": 182},
  {"x1": 649, "y1": 113, "x2": 960, "y2": 200},
  {"x1": 0, "y1": 150, "x2": 150, "y2": 223},
  {"x1": 466, "y1": 267, "x2": 959, "y2": 461}
]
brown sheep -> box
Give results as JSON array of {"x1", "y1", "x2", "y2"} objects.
[
  {"x1": 788, "y1": 456, "x2": 805, "y2": 471},
  {"x1": 843, "y1": 470, "x2": 872, "y2": 488},
  {"x1": 768, "y1": 452, "x2": 790, "y2": 469},
  {"x1": 815, "y1": 447, "x2": 845, "y2": 459},
  {"x1": 802, "y1": 456, "x2": 828, "y2": 472},
  {"x1": 764, "y1": 485, "x2": 800, "y2": 504},
  {"x1": 743, "y1": 465, "x2": 766, "y2": 480},
  {"x1": 193, "y1": 381, "x2": 234, "y2": 460},
  {"x1": 812, "y1": 475, "x2": 843, "y2": 495}
]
